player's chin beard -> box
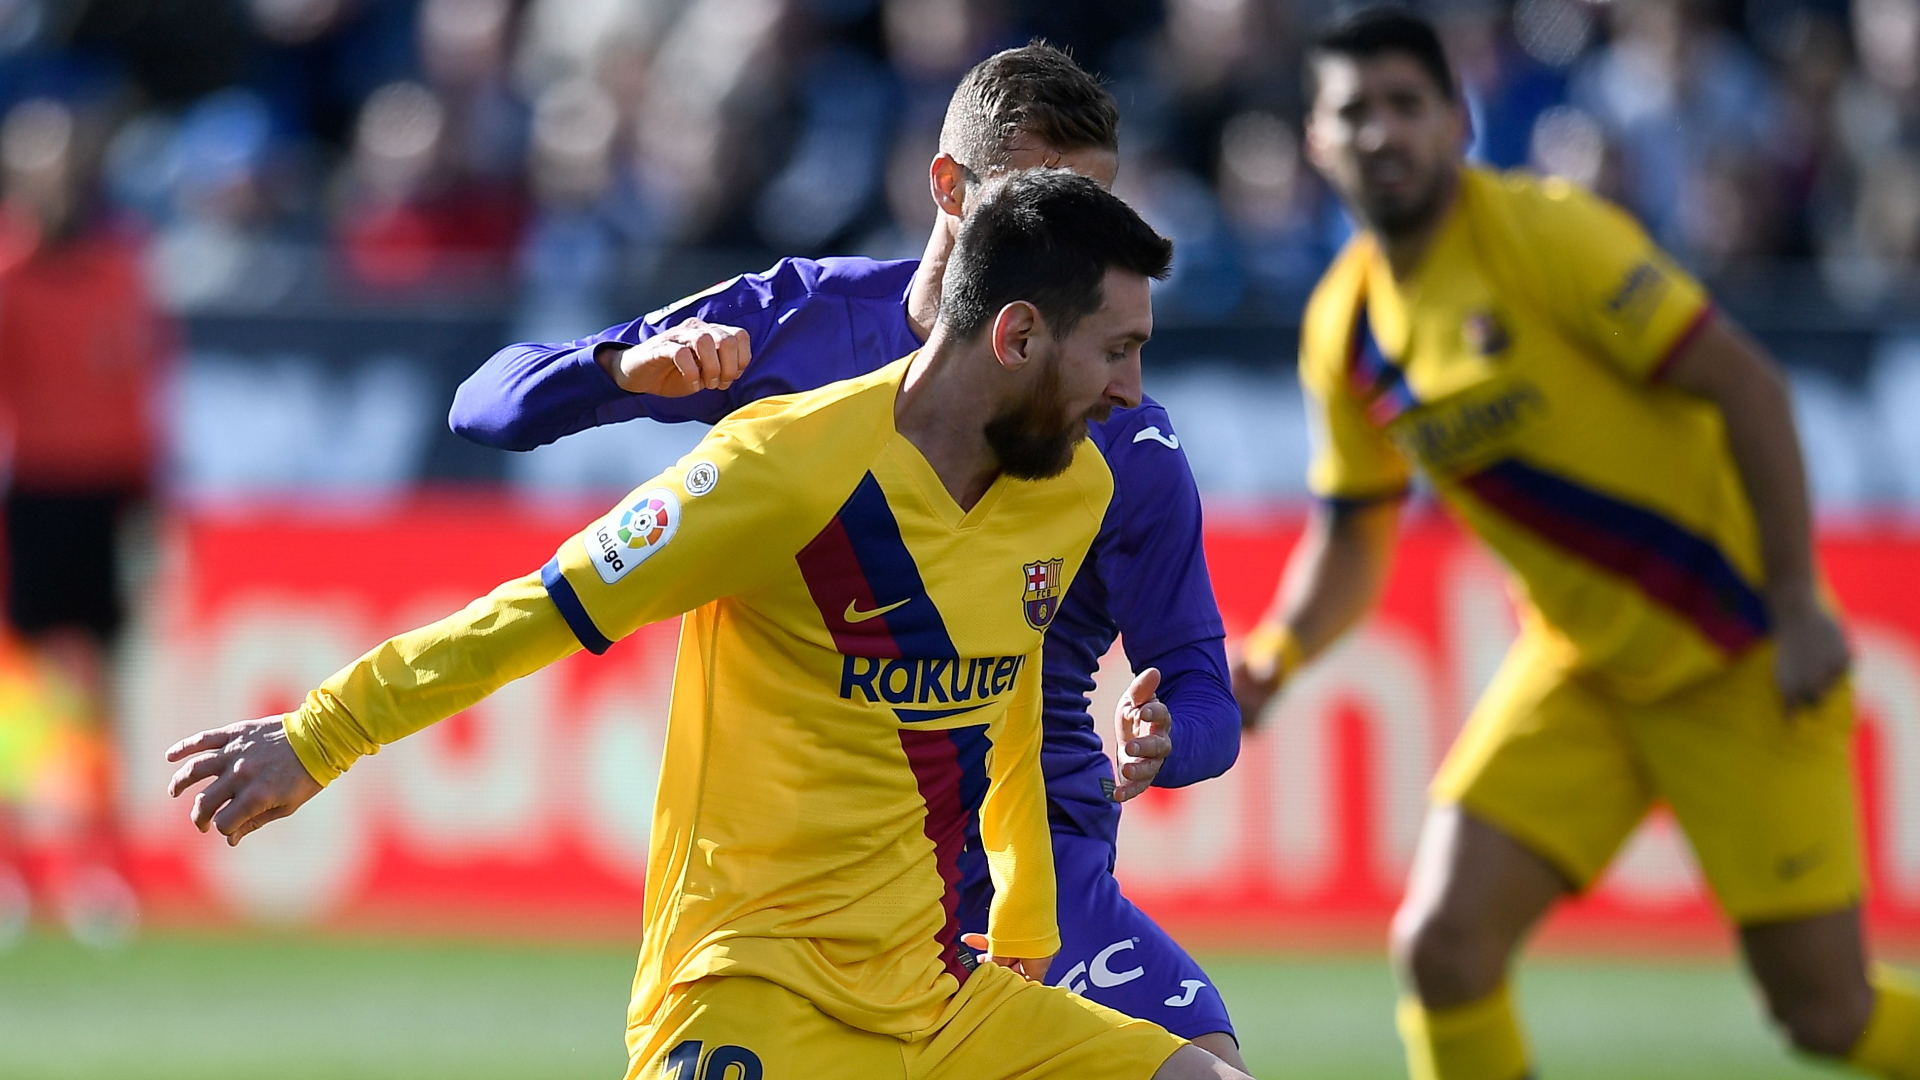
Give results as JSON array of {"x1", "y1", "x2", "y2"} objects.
[
  {"x1": 984, "y1": 358, "x2": 1095, "y2": 481},
  {"x1": 1360, "y1": 166, "x2": 1450, "y2": 240}
]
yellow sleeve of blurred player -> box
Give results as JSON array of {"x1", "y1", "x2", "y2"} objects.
[
  {"x1": 1509, "y1": 174, "x2": 1714, "y2": 381},
  {"x1": 285, "y1": 573, "x2": 580, "y2": 786},
  {"x1": 979, "y1": 647, "x2": 1060, "y2": 961},
  {"x1": 1299, "y1": 243, "x2": 1414, "y2": 504}
]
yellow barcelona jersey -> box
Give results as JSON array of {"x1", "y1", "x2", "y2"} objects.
[
  {"x1": 1302, "y1": 167, "x2": 1755, "y2": 701},
  {"x1": 282, "y1": 356, "x2": 1113, "y2": 1037}
]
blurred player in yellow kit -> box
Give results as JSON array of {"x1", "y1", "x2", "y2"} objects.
[
  {"x1": 0, "y1": 632, "x2": 139, "y2": 951},
  {"x1": 1235, "y1": 8, "x2": 1919, "y2": 1080},
  {"x1": 0, "y1": 631, "x2": 96, "y2": 946},
  {"x1": 167, "y1": 171, "x2": 1252, "y2": 1080}
]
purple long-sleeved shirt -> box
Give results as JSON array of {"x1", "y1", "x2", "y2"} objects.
[{"x1": 451, "y1": 256, "x2": 1238, "y2": 847}]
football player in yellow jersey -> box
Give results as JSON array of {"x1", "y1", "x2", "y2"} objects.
[
  {"x1": 167, "y1": 171, "x2": 1252, "y2": 1080},
  {"x1": 1234, "y1": 9, "x2": 1919, "y2": 1080}
]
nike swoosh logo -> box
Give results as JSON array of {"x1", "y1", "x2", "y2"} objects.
[
  {"x1": 1133, "y1": 426, "x2": 1179, "y2": 449},
  {"x1": 845, "y1": 598, "x2": 910, "y2": 624}
]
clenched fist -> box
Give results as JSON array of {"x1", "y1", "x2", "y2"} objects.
[{"x1": 598, "y1": 317, "x2": 753, "y2": 397}]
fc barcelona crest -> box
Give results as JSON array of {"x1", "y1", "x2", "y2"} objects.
[{"x1": 1022, "y1": 558, "x2": 1065, "y2": 630}]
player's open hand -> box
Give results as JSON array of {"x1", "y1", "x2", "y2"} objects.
[
  {"x1": 166, "y1": 716, "x2": 323, "y2": 846},
  {"x1": 1771, "y1": 591, "x2": 1851, "y2": 713},
  {"x1": 959, "y1": 934, "x2": 1054, "y2": 982},
  {"x1": 599, "y1": 317, "x2": 752, "y2": 397},
  {"x1": 1113, "y1": 668, "x2": 1171, "y2": 802}
]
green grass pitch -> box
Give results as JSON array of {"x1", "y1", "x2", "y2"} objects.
[{"x1": 0, "y1": 931, "x2": 1851, "y2": 1079}]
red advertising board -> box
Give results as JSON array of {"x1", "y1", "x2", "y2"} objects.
[{"x1": 110, "y1": 499, "x2": 1920, "y2": 947}]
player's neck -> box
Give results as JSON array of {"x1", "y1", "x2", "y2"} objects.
[
  {"x1": 1376, "y1": 168, "x2": 1462, "y2": 281},
  {"x1": 904, "y1": 217, "x2": 960, "y2": 342},
  {"x1": 896, "y1": 329, "x2": 1003, "y2": 511}
]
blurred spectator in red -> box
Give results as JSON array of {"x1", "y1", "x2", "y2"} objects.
[
  {"x1": 336, "y1": 0, "x2": 528, "y2": 288},
  {"x1": 336, "y1": 81, "x2": 526, "y2": 287},
  {"x1": 0, "y1": 95, "x2": 166, "y2": 946},
  {"x1": 337, "y1": 80, "x2": 454, "y2": 284}
]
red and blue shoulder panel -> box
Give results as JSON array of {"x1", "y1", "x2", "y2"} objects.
[{"x1": 1461, "y1": 457, "x2": 1769, "y2": 655}]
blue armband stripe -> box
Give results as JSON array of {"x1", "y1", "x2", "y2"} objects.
[{"x1": 542, "y1": 557, "x2": 614, "y2": 655}]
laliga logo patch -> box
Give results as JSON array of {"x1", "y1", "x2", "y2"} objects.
[
  {"x1": 1022, "y1": 558, "x2": 1065, "y2": 631},
  {"x1": 589, "y1": 488, "x2": 681, "y2": 584}
]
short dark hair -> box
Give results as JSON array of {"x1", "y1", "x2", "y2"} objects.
[
  {"x1": 940, "y1": 41, "x2": 1120, "y2": 176},
  {"x1": 939, "y1": 169, "x2": 1173, "y2": 340},
  {"x1": 1308, "y1": 6, "x2": 1457, "y2": 104}
]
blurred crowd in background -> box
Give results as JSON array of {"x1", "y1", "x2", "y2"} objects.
[
  {"x1": 6, "y1": 0, "x2": 1920, "y2": 949},
  {"x1": 5, "y1": 0, "x2": 1920, "y2": 316},
  {"x1": 8, "y1": 0, "x2": 1920, "y2": 511}
]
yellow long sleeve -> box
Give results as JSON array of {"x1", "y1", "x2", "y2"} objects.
[
  {"x1": 978, "y1": 648, "x2": 1059, "y2": 961},
  {"x1": 283, "y1": 572, "x2": 582, "y2": 786}
]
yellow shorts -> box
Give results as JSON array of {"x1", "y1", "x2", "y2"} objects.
[
  {"x1": 625, "y1": 963, "x2": 1186, "y2": 1080},
  {"x1": 1433, "y1": 635, "x2": 1864, "y2": 924}
]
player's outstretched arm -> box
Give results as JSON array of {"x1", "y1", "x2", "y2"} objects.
[
  {"x1": 451, "y1": 259, "x2": 811, "y2": 452},
  {"x1": 1659, "y1": 317, "x2": 1849, "y2": 709},
  {"x1": 451, "y1": 336, "x2": 644, "y2": 450},
  {"x1": 166, "y1": 572, "x2": 583, "y2": 844},
  {"x1": 1233, "y1": 497, "x2": 1401, "y2": 729},
  {"x1": 169, "y1": 406, "x2": 843, "y2": 846},
  {"x1": 449, "y1": 320, "x2": 750, "y2": 451}
]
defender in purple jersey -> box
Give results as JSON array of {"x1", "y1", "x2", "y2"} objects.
[{"x1": 452, "y1": 46, "x2": 1248, "y2": 1067}]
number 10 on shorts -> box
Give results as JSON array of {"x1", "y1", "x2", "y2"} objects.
[{"x1": 663, "y1": 1039, "x2": 763, "y2": 1080}]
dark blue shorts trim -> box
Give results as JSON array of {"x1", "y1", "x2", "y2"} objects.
[{"x1": 961, "y1": 828, "x2": 1236, "y2": 1042}]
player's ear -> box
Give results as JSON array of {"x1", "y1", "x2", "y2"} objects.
[
  {"x1": 990, "y1": 301, "x2": 1041, "y2": 373},
  {"x1": 930, "y1": 153, "x2": 968, "y2": 219}
]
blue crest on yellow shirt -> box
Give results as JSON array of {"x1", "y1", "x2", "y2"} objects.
[{"x1": 1022, "y1": 558, "x2": 1064, "y2": 631}]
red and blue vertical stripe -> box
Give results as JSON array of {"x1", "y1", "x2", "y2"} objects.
[
  {"x1": 898, "y1": 722, "x2": 993, "y2": 983},
  {"x1": 1460, "y1": 458, "x2": 1770, "y2": 654},
  {"x1": 796, "y1": 472, "x2": 957, "y2": 659},
  {"x1": 796, "y1": 473, "x2": 994, "y2": 980},
  {"x1": 1348, "y1": 302, "x2": 1420, "y2": 426}
]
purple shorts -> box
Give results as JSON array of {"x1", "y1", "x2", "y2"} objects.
[{"x1": 962, "y1": 826, "x2": 1236, "y2": 1043}]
